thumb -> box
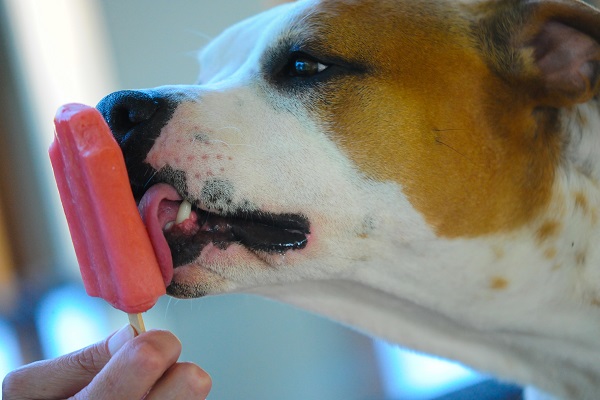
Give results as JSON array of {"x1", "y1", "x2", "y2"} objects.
[
  {"x1": 64, "y1": 323, "x2": 135, "y2": 373},
  {"x1": 106, "y1": 324, "x2": 137, "y2": 356},
  {"x1": 61, "y1": 324, "x2": 136, "y2": 386},
  {"x1": 3, "y1": 325, "x2": 135, "y2": 400}
]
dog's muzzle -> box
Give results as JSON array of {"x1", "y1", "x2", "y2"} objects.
[{"x1": 95, "y1": 89, "x2": 311, "y2": 291}]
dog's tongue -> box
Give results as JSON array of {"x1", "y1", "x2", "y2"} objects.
[{"x1": 138, "y1": 183, "x2": 182, "y2": 286}]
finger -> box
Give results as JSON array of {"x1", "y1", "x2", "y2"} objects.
[
  {"x1": 2, "y1": 325, "x2": 134, "y2": 400},
  {"x1": 144, "y1": 362, "x2": 212, "y2": 400},
  {"x1": 77, "y1": 330, "x2": 183, "y2": 400}
]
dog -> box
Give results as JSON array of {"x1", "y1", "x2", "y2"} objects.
[{"x1": 96, "y1": 0, "x2": 600, "y2": 398}]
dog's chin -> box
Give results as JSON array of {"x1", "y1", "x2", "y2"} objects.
[
  {"x1": 166, "y1": 242, "x2": 251, "y2": 298},
  {"x1": 166, "y1": 263, "x2": 226, "y2": 298},
  {"x1": 167, "y1": 281, "x2": 210, "y2": 298},
  {"x1": 166, "y1": 240, "x2": 306, "y2": 298}
]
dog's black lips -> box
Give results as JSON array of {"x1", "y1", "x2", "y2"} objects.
[
  {"x1": 165, "y1": 204, "x2": 311, "y2": 267},
  {"x1": 144, "y1": 170, "x2": 310, "y2": 266},
  {"x1": 138, "y1": 169, "x2": 309, "y2": 268},
  {"x1": 131, "y1": 158, "x2": 311, "y2": 268}
]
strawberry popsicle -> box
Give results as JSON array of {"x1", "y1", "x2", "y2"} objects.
[{"x1": 49, "y1": 103, "x2": 166, "y2": 333}]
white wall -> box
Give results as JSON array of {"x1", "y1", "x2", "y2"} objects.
[{"x1": 98, "y1": 1, "x2": 268, "y2": 88}]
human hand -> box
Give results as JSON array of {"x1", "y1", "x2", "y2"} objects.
[{"x1": 2, "y1": 326, "x2": 211, "y2": 399}]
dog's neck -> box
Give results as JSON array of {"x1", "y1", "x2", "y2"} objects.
[{"x1": 251, "y1": 99, "x2": 600, "y2": 399}]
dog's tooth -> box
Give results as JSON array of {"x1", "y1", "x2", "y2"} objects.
[{"x1": 176, "y1": 200, "x2": 192, "y2": 224}]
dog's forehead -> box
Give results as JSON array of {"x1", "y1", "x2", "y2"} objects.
[
  {"x1": 300, "y1": 0, "x2": 464, "y2": 45},
  {"x1": 197, "y1": 1, "x2": 311, "y2": 84},
  {"x1": 197, "y1": 0, "x2": 463, "y2": 84}
]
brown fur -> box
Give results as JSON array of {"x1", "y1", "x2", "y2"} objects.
[{"x1": 296, "y1": 0, "x2": 568, "y2": 237}]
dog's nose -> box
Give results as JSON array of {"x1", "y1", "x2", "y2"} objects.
[
  {"x1": 96, "y1": 88, "x2": 176, "y2": 154},
  {"x1": 97, "y1": 90, "x2": 161, "y2": 142},
  {"x1": 96, "y1": 89, "x2": 177, "y2": 196}
]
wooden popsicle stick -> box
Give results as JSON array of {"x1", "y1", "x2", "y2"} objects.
[{"x1": 128, "y1": 313, "x2": 146, "y2": 335}]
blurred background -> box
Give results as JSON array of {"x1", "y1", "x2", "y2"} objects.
[{"x1": 0, "y1": 1, "x2": 522, "y2": 399}]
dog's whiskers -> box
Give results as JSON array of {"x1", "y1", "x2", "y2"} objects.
[
  {"x1": 190, "y1": 126, "x2": 259, "y2": 149},
  {"x1": 432, "y1": 128, "x2": 477, "y2": 165},
  {"x1": 206, "y1": 138, "x2": 232, "y2": 147},
  {"x1": 164, "y1": 297, "x2": 172, "y2": 315},
  {"x1": 143, "y1": 170, "x2": 159, "y2": 190},
  {"x1": 206, "y1": 138, "x2": 258, "y2": 150},
  {"x1": 215, "y1": 125, "x2": 242, "y2": 135},
  {"x1": 186, "y1": 29, "x2": 213, "y2": 43}
]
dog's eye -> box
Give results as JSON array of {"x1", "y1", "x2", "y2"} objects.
[{"x1": 286, "y1": 53, "x2": 329, "y2": 77}]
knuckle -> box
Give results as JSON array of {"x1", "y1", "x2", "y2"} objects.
[
  {"x1": 129, "y1": 339, "x2": 167, "y2": 373},
  {"x1": 128, "y1": 331, "x2": 182, "y2": 374},
  {"x1": 178, "y1": 362, "x2": 212, "y2": 396}
]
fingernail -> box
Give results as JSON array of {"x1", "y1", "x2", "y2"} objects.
[{"x1": 108, "y1": 324, "x2": 135, "y2": 356}]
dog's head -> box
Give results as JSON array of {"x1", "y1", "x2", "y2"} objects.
[{"x1": 97, "y1": 0, "x2": 600, "y2": 397}]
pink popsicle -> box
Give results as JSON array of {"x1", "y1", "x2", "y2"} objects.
[{"x1": 49, "y1": 103, "x2": 165, "y2": 332}]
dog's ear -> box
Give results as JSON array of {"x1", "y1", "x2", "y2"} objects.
[{"x1": 477, "y1": 0, "x2": 600, "y2": 107}]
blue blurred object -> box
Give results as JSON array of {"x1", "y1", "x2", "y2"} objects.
[
  {"x1": 375, "y1": 339, "x2": 485, "y2": 399},
  {"x1": 35, "y1": 283, "x2": 112, "y2": 359},
  {"x1": 0, "y1": 318, "x2": 22, "y2": 381}
]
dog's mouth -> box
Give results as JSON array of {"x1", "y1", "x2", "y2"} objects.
[{"x1": 138, "y1": 183, "x2": 310, "y2": 287}]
